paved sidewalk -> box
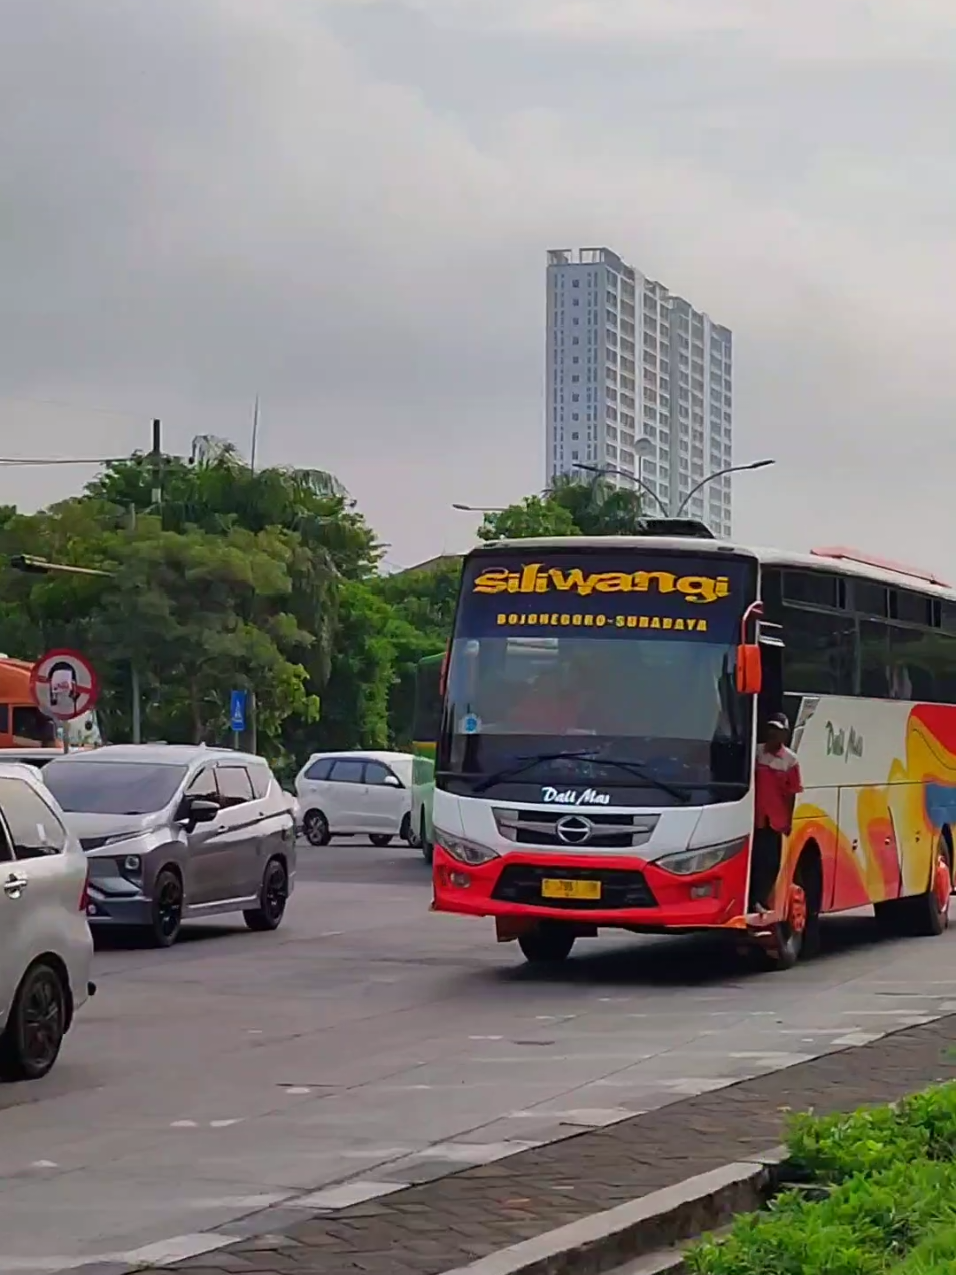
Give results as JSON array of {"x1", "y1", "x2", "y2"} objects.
[{"x1": 126, "y1": 1012, "x2": 956, "y2": 1275}]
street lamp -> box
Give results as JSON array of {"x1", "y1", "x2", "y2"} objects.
[
  {"x1": 574, "y1": 454, "x2": 669, "y2": 517},
  {"x1": 451, "y1": 502, "x2": 507, "y2": 513},
  {"x1": 673, "y1": 458, "x2": 774, "y2": 519}
]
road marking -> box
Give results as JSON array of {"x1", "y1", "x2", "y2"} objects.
[
  {"x1": 282, "y1": 1086, "x2": 312, "y2": 1095},
  {"x1": 292, "y1": 1180, "x2": 408, "y2": 1210},
  {"x1": 170, "y1": 1120, "x2": 198, "y2": 1128},
  {"x1": 209, "y1": 1119, "x2": 243, "y2": 1128},
  {"x1": 831, "y1": 1031, "x2": 887, "y2": 1047}
]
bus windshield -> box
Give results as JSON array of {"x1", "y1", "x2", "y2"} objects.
[{"x1": 439, "y1": 548, "x2": 759, "y2": 804}]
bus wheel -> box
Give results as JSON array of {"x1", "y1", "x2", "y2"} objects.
[
  {"x1": 755, "y1": 864, "x2": 817, "y2": 971},
  {"x1": 876, "y1": 837, "x2": 951, "y2": 938},
  {"x1": 518, "y1": 923, "x2": 575, "y2": 966},
  {"x1": 420, "y1": 813, "x2": 433, "y2": 865}
]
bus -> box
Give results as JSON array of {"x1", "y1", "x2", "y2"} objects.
[
  {"x1": 430, "y1": 531, "x2": 956, "y2": 969},
  {"x1": 410, "y1": 652, "x2": 443, "y2": 863},
  {"x1": 0, "y1": 657, "x2": 101, "y2": 751}
]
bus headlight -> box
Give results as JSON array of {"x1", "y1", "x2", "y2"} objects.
[
  {"x1": 656, "y1": 838, "x2": 748, "y2": 877},
  {"x1": 434, "y1": 828, "x2": 500, "y2": 866}
]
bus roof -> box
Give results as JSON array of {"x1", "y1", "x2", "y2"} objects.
[{"x1": 470, "y1": 536, "x2": 956, "y2": 602}]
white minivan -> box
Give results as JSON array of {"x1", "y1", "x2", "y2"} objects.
[
  {"x1": 295, "y1": 751, "x2": 414, "y2": 847},
  {"x1": 0, "y1": 763, "x2": 94, "y2": 1081}
]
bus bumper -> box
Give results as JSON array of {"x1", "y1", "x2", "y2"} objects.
[{"x1": 431, "y1": 843, "x2": 750, "y2": 933}]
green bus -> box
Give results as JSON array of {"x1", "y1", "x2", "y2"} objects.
[{"x1": 410, "y1": 652, "x2": 443, "y2": 863}]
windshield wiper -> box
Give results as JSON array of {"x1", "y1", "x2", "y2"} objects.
[
  {"x1": 468, "y1": 751, "x2": 691, "y2": 802},
  {"x1": 582, "y1": 756, "x2": 692, "y2": 804},
  {"x1": 470, "y1": 751, "x2": 601, "y2": 794}
]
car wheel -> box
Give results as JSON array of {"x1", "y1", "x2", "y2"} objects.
[
  {"x1": 0, "y1": 961, "x2": 67, "y2": 1082},
  {"x1": 244, "y1": 857, "x2": 289, "y2": 932},
  {"x1": 400, "y1": 812, "x2": 412, "y2": 844},
  {"x1": 150, "y1": 869, "x2": 184, "y2": 948},
  {"x1": 370, "y1": 834, "x2": 393, "y2": 848},
  {"x1": 303, "y1": 809, "x2": 330, "y2": 847}
]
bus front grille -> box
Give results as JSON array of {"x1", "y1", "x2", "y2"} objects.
[{"x1": 492, "y1": 864, "x2": 657, "y2": 910}]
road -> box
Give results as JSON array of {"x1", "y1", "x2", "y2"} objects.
[{"x1": 2, "y1": 839, "x2": 956, "y2": 1272}]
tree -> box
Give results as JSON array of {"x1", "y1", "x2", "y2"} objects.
[
  {"x1": 477, "y1": 475, "x2": 646, "y2": 541},
  {"x1": 88, "y1": 521, "x2": 319, "y2": 748},
  {"x1": 371, "y1": 559, "x2": 461, "y2": 744},
  {"x1": 478, "y1": 494, "x2": 579, "y2": 542}
]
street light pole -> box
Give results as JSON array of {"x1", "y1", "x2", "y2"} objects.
[
  {"x1": 673, "y1": 458, "x2": 774, "y2": 519},
  {"x1": 573, "y1": 461, "x2": 669, "y2": 517}
]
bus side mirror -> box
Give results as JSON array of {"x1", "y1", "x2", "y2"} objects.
[{"x1": 735, "y1": 644, "x2": 762, "y2": 696}]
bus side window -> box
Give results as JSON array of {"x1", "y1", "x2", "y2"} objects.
[{"x1": 0, "y1": 704, "x2": 8, "y2": 736}]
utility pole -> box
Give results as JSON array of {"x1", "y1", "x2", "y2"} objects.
[
  {"x1": 150, "y1": 419, "x2": 162, "y2": 522},
  {"x1": 128, "y1": 502, "x2": 142, "y2": 744}
]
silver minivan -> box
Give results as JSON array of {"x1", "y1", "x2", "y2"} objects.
[{"x1": 41, "y1": 744, "x2": 296, "y2": 947}]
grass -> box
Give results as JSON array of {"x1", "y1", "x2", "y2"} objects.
[{"x1": 687, "y1": 1083, "x2": 956, "y2": 1274}]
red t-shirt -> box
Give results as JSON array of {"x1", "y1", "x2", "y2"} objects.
[{"x1": 754, "y1": 744, "x2": 803, "y2": 834}]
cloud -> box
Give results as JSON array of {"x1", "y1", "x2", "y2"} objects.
[
  {"x1": 1, "y1": 0, "x2": 955, "y2": 574},
  {"x1": 391, "y1": 0, "x2": 956, "y2": 59}
]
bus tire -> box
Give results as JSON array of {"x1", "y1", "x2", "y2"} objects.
[
  {"x1": 420, "y1": 813, "x2": 433, "y2": 865},
  {"x1": 875, "y1": 835, "x2": 951, "y2": 938},
  {"x1": 518, "y1": 923, "x2": 575, "y2": 966},
  {"x1": 754, "y1": 856, "x2": 819, "y2": 971}
]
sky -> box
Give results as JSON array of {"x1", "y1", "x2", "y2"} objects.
[{"x1": 2, "y1": 0, "x2": 955, "y2": 571}]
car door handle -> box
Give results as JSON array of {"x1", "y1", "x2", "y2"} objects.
[{"x1": 3, "y1": 872, "x2": 28, "y2": 899}]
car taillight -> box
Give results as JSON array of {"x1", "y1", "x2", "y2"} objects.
[{"x1": 79, "y1": 868, "x2": 90, "y2": 913}]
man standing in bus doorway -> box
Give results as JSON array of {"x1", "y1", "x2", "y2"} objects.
[{"x1": 750, "y1": 712, "x2": 803, "y2": 915}]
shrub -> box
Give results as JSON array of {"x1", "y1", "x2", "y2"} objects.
[{"x1": 688, "y1": 1085, "x2": 956, "y2": 1275}]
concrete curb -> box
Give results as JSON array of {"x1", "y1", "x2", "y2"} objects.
[{"x1": 436, "y1": 1146, "x2": 788, "y2": 1275}]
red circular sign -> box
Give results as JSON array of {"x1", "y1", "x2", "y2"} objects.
[{"x1": 29, "y1": 648, "x2": 100, "y2": 722}]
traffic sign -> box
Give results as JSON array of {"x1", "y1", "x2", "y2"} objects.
[
  {"x1": 30, "y1": 648, "x2": 99, "y2": 722},
  {"x1": 230, "y1": 690, "x2": 247, "y2": 733}
]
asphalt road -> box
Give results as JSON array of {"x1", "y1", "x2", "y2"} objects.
[{"x1": 2, "y1": 839, "x2": 956, "y2": 1271}]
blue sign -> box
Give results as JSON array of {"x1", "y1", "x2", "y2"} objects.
[{"x1": 230, "y1": 690, "x2": 247, "y2": 733}]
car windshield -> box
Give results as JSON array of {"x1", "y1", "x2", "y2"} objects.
[
  {"x1": 43, "y1": 760, "x2": 189, "y2": 815},
  {"x1": 438, "y1": 548, "x2": 758, "y2": 804}
]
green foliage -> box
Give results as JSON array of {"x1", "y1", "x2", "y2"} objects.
[
  {"x1": 688, "y1": 1084, "x2": 956, "y2": 1275},
  {"x1": 0, "y1": 441, "x2": 650, "y2": 768},
  {"x1": 477, "y1": 474, "x2": 646, "y2": 542},
  {"x1": 478, "y1": 494, "x2": 579, "y2": 542},
  {"x1": 371, "y1": 560, "x2": 461, "y2": 745},
  {"x1": 787, "y1": 1084, "x2": 956, "y2": 1182}
]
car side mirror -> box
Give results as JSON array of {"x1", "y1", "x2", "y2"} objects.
[
  {"x1": 383, "y1": 774, "x2": 402, "y2": 788},
  {"x1": 735, "y1": 643, "x2": 763, "y2": 696},
  {"x1": 181, "y1": 796, "x2": 218, "y2": 827}
]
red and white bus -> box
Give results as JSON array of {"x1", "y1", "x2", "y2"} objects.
[{"x1": 430, "y1": 530, "x2": 956, "y2": 968}]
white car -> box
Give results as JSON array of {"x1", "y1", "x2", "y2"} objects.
[
  {"x1": 0, "y1": 762, "x2": 94, "y2": 1081},
  {"x1": 295, "y1": 750, "x2": 414, "y2": 847}
]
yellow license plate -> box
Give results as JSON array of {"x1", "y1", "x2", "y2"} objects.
[{"x1": 541, "y1": 878, "x2": 602, "y2": 901}]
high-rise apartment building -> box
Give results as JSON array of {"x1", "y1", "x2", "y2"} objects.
[{"x1": 545, "y1": 247, "x2": 733, "y2": 537}]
